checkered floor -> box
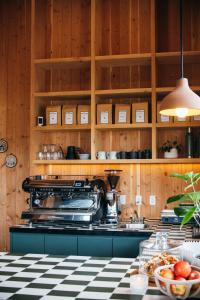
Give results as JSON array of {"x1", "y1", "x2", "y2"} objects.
[{"x1": 0, "y1": 252, "x2": 199, "y2": 300}]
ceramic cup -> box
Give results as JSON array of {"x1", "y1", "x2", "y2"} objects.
[
  {"x1": 106, "y1": 151, "x2": 118, "y2": 160},
  {"x1": 117, "y1": 151, "x2": 126, "y2": 159},
  {"x1": 128, "y1": 151, "x2": 138, "y2": 159},
  {"x1": 96, "y1": 151, "x2": 107, "y2": 160}
]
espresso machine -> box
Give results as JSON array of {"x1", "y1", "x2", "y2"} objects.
[
  {"x1": 21, "y1": 175, "x2": 107, "y2": 227},
  {"x1": 105, "y1": 170, "x2": 122, "y2": 224}
]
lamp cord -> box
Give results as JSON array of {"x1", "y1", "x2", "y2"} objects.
[{"x1": 180, "y1": 0, "x2": 184, "y2": 78}]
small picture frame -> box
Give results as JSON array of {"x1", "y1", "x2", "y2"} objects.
[{"x1": 37, "y1": 116, "x2": 44, "y2": 126}]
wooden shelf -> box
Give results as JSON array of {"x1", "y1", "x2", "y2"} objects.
[
  {"x1": 34, "y1": 87, "x2": 200, "y2": 98},
  {"x1": 33, "y1": 160, "x2": 98, "y2": 165},
  {"x1": 156, "y1": 51, "x2": 200, "y2": 64},
  {"x1": 155, "y1": 158, "x2": 200, "y2": 164},
  {"x1": 34, "y1": 56, "x2": 91, "y2": 69},
  {"x1": 33, "y1": 125, "x2": 91, "y2": 131},
  {"x1": 95, "y1": 53, "x2": 151, "y2": 67},
  {"x1": 34, "y1": 90, "x2": 91, "y2": 99},
  {"x1": 33, "y1": 158, "x2": 200, "y2": 165},
  {"x1": 95, "y1": 88, "x2": 152, "y2": 97},
  {"x1": 156, "y1": 86, "x2": 200, "y2": 94},
  {"x1": 95, "y1": 123, "x2": 152, "y2": 130},
  {"x1": 156, "y1": 122, "x2": 200, "y2": 128}
]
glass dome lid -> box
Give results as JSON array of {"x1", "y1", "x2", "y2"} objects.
[
  {"x1": 140, "y1": 232, "x2": 182, "y2": 251},
  {"x1": 139, "y1": 232, "x2": 183, "y2": 280}
]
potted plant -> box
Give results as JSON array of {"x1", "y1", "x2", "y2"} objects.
[
  {"x1": 159, "y1": 140, "x2": 182, "y2": 158},
  {"x1": 166, "y1": 172, "x2": 200, "y2": 228}
]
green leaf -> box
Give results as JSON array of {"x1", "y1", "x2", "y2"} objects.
[
  {"x1": 187, "y1": 191, "x2": 200, "y2": 203},
  {"x1": 170, "y1": 173, "x2": 191, "y2": 181},
  {"x1": 192, "y1": 173, "x2": 200, "y2": 185},
  {"x1": 174, "y1": 207, "x2": 188, "y2": 216},
  {"x1": 185, "y1": 172, "x2": 195, "y2": 178},
  {"x1": 184, "y1": 183, "x2": 195, "y2": 191},
  {"x1": 167, "y1": 192, "x2": 200, "y2": 204},
  {"x1": 184, "y1": 174, "x2": 200, "y2": 191},
  {"x1": 167, "y1": 193, "x2": 190, "y2": 204},
  {"x1": 181, "y1": 206, "x2": 197, "y2": 227}
]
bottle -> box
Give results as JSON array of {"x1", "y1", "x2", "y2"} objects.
[{"x1": 185, "y1": 127, "x2": 193, "y2": 158}]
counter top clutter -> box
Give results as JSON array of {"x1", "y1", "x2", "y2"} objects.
[
  {"x1": 0, "y1": 252, "x2": 199, "y2": 300},
  {"x1": 10, "y1": 221, "x2": 193, "y2": 239}
]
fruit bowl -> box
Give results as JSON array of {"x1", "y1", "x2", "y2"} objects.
[{"x1": 154, "y1": 264, "x2": 200, "y2": 299}]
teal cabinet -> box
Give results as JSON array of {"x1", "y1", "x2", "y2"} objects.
[
  {"x1": 10, "y1": 230, "x2": 151, "y2": 258},
  {"x1": 78, "y1": 235, "x2": 112, "y2": 257},
  {"x1": 10, "y1": 232, "x2": 44, "y2": 254},
  {"x1": 113, "y1": 236, "x2": 146, "y2": 258},
  {"x1": 45, "y1": 234, "x2": 77, "y2": 255}
]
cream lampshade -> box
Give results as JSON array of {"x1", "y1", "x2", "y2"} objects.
[
  {"x1": 159, "y1": 78, "x2": 200, "y2": 118},
  {"x1": 159, "y1": 0, "x2": 200, "y2": 118}
]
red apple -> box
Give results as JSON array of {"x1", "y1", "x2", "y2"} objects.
[
  {"x1": 171, "y1": 276, "x2": 187, "y2": 296},
  {"x1": 188, "y1": 270, "x2": 200, "y2": 291},
  {"x1": 159, "y1": 268, "x2": 174, "y2": 286},
  {"x1": 188, "y1": 270, "x2": 200, "y2": 280},
  {"x1": 174, "y1": 261, "x2": 191, "y2": 278}
]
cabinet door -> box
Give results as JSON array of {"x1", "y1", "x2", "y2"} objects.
[
  {"x1": 113, "y1": 236, "x2": 146, "y2": 258},
  {"x1": 45, "y1": 234, "x2": 77, "y2": 255},
  {"x1": 10, "y1": 232, "x2": 44, "y2": 254},
  {"x1": 78, "y1": 235, "x2": 112, "y2": 257}
]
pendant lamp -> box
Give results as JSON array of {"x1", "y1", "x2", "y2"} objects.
[{"x1": 159, "y1": 0, "x2": 200, "y2": 118}]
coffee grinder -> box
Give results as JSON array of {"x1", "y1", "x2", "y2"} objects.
[{"x1": 104, "y1": 169, "x2": 122, "y2": 224}]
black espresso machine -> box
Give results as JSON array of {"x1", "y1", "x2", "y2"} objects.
[{"x1": 21, "y1": 173, "x2": 121, "y2": 227}]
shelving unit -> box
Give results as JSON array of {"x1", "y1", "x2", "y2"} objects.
[
  {"x1": 30, "y1": 0, "x2": 200, "y2": 172},
  {"x1": 33, "y1": 158, "x2": 200, "y2": 165}
]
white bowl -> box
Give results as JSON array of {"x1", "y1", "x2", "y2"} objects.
[
  {"x1": 154, "y1": 264, "x2": 200, "y2": 300},
  {"x1": 79, "y1": 153, "x2": 90, "y2": 160}
]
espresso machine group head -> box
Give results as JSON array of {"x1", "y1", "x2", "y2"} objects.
[{"x1": 104, "y1": 169, "x2": 122, "y2": 224}]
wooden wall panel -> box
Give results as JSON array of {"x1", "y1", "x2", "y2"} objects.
[
  {"x1": 0, "y1": 0, "x2": 30, "y2": 251},
  {"x1": 156, "y1": 0, "x2": 200, "y2": 52},
  {"x1": 140, "y1": 164, "x2": 200, "y2": 219},
  {"x1": 95, "y1": 0, "x2": 151, "y2": 55},
  {"x1": 35, "y1": 0, "x2": 52, "y2": 59},
  {"x1": 95, "y1": 0, "x2": 151, "y2": 90}
]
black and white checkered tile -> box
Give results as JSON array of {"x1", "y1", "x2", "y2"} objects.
[
  {"x1": 146, "y1": 221, "x2": 193, "y2": 240},
  {"x1": 0, "y1": 252, "x2": 199, "y2": 300}
]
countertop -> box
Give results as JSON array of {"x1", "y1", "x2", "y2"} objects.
[
  {"x1": 10, "y1": 220, "x2": 194, "y2": 240},
  {"x1": 0, "y1": 251, "x2": 199, "y2": 300}
]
